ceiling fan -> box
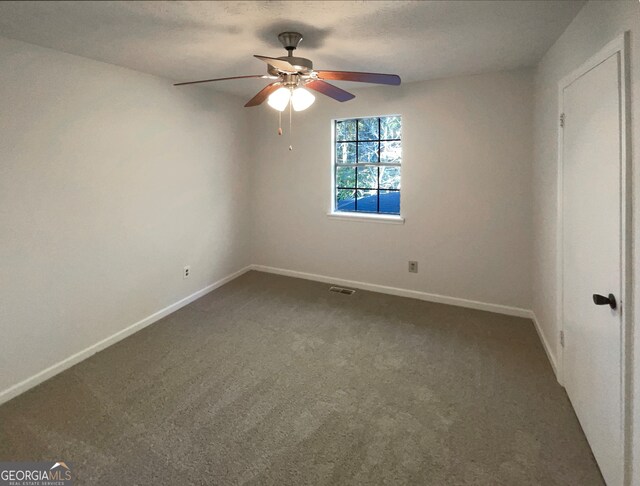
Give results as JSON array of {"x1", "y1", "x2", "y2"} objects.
[{"x1": 174, "y1": 32, "x2": 401, "y2": 112}]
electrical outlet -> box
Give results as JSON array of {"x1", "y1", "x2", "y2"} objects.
[
  {"x1": 183, "y1": 265, "x2": 191, "y2": 279},
  {"x1": 408, "y1": 261, "x2": 418, "y2": 273}
]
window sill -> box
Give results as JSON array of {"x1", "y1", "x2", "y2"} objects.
[{"x1": 326, "y1": 212, "x2": 405, "y2": 225}]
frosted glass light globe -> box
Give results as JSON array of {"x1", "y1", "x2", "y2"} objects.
[
  {"x1": 291, "y1": 88, "x2": 315, "y2": 111},
  {"x1": 267, "y1": 87, "x2": 291, "y2": 111}
]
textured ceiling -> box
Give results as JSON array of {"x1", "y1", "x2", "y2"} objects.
[{"x1": 0, "y1": 1, "x2": 584, "y2": 98}]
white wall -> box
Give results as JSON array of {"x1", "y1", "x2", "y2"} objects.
[
  {"x1": 0, "y1": 37, "x2": 252, "y2": 398},
  {"x1": 250, "y1": 69, "x2": 533, "y2": 311},
  {"x1": 530, "y1": 0, "x2": 640, "y2": 482}
]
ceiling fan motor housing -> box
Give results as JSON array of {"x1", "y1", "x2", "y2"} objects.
[{"x1": 267, "y1": 56, "x2": 313, "y2": 76}]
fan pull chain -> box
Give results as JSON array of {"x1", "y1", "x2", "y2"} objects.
[
  {"x1": 278, "y1": 110, "x2": 282, "y2": 136},
  {"x1": 288, "y1": 100, "x2": 293, "y2": 151}
]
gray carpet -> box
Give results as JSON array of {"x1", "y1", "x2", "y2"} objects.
[{"x1": 0, "y1": 271, "x2": 603, "y2": 485}]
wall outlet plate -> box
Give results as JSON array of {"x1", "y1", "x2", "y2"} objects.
[
  {"x1": 183, "y1": 265, "x2": 191, "y2": 279},
  {"x1": 408, "y1": 261, "x2": 418, "y2": 273}
]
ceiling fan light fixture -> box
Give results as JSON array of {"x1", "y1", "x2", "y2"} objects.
[
  {"x1": 267, "y1": 87, "x2": 291, "y2": 111},
  {"x1": 291, "y1": 87, "x2": 315, "y2": 111}
]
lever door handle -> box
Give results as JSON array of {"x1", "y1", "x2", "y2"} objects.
[{"x1": 592, "y1": 293, "x2": 617, "y2": 309}]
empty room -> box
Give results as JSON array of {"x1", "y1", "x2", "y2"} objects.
[{"x1": 0, "y1": 1, "x2": 638, "y2": 484}]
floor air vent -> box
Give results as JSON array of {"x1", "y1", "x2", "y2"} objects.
[{"x1": 329, "y1": 286, "x2": 356, "y2": 295}]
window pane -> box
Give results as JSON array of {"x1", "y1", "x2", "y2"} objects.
[
  {"x1": 336, "y1": 120, "x2": 356, "y2": 141},
  {"x1": 379, "y1": 166, "x2": 401, "y2": 189},
  {"x1": 379, "y1": 190, "x2": 400, "y2": 214},
  {"x1": 356, "y1": 190, "x2": 378, "y2": 212},
  {"x1": 380, "y1": 141, "x2": 401, "y2": 164},
  {"x1": 336, "y1": 166, "x2": 355, "y2": 188},
  {"x1": 336, "y1": 142, "x2": 356, "y2": 164},
  {"x1": 357, "y1": 118, "x2": 379, "y2": 141},
  {"x1": 357, "y1": 142, "x2": 378, "y2": 163},
  {"x1": 334, "y1": 116, "x2": 401, "y2": 216},
  {"x1": 357, "y1": 166, "x2": 378, "y2": 189},
  {"x1": 380, "y1": 116, "x2": 401, "y2": 139},
  {"x1": 336, "y1": 189, "x2": 355, "y2": 211}
]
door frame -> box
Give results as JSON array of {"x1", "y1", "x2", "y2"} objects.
[{"x1": 556, "y1": 31, "x2": 632, "y2": 482}]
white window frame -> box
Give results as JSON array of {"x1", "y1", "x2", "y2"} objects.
[{"x1": 328, "y1": 115, "x2": 405, "y2": 224}]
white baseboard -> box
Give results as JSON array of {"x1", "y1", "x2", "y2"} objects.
[
  {"x1": 530, "y1": 312, "x2": 560, "y2": 381},
  {"x1": 250, "y1": 264, "x2": 533, "y2": 319},
  {"x1": 0, "y1": 265, "x2": 252, "y2": 406}
]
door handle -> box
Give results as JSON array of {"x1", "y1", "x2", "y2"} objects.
[{"x1": 592, "y1": 293, "x2": 617, "y2": 309}]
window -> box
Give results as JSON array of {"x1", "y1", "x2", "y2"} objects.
[{"x1": 333, "y1": 115, "x2": 401, "y2": 216}]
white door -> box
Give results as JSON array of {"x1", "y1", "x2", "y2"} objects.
[{"x1": 562, "y1": 52, "x2": 623, "y2": 485}]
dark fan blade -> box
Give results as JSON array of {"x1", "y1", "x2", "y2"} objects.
[
  {"x1": 254, "y1": 55, "x2": 296, "y2": 73},
  {"x1": 245, "y1": 83, "x2": 280, "y2": 107},
  {"x1": 305, "y1": 80, "x2": 355, "y2": 102},
  {"x1": 174, "y1": 75, "x2": 267, "y2": 86},
  {"x1": 316, "y1": 70, "x2": 401, "y2": 86}
]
